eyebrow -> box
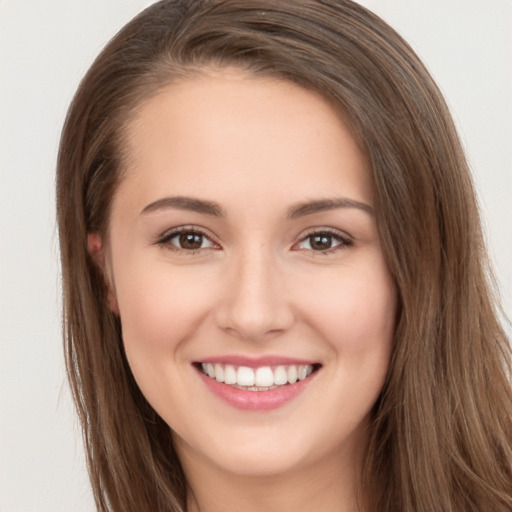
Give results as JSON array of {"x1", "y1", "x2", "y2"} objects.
[
  {"x1": 286, "y1": 198, "x2": 374, "y2": 219},
  {"x1": 140, "y1": 196, "x2": 225, "y2": 217},
  {"x1": 140, "y1": 195, "x2": 374, "y2": 218}
]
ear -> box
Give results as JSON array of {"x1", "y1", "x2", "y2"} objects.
[{"x1": 87, "y1": 233, "x2": 120, "y2": 315}]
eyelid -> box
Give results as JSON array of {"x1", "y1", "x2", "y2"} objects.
[
  {"x1": 154, "y1": 225, "x2": 352, "y2": 253},
  {"x1": 156, "y1": 225, "x2": 221, "y2": 251},
  {"x1": 292, "y1": 227, "x2": 353, "y2": 252}
]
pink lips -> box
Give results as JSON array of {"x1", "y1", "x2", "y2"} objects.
[{"x1": 194, "y1": 355, "x2": 319, "y2": 411}]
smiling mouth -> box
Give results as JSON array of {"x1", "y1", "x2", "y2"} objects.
[{"x1": 195, "y1": 362, "x2": 321, "y2": 391}]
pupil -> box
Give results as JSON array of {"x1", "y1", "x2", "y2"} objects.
[
  {"x1": 179, "y1": 233, "x2": 202, "y2": 249},
  {"x1": 311, "y1": 234, "x2": 332, "y2": 250}
]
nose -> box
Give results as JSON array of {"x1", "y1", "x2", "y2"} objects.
[{"x1": 214, "y1": 246, "x2": 295, "y2": 342}]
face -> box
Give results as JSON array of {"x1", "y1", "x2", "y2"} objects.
[{"x1": 102, "y1": 70, "x2": 396, "y2": 480}]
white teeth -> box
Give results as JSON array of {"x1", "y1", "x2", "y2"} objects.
[
  {"x1": 214, "y1": 363, "x2": 224, "y2": 383},
  {"x1": 200, "y1": 362, "x2": 315, "y2": 387},
  {"x1": 224, "y1": 365, "x2": 237, "y2": 384},
  {"x1": 255, "y1": 366, "x2": 274, "y2": 387},
  {"x1": 297, "y1": 365, "x2": 308, "y2": 380},
  {"x1": 237, "y1": 366, "x2": 255, "y2": 386},
  {"x1": 274, "y1": 365, "x2": 288, "y2": 385},
  {"x1": 287, "y1": 365, "x2": 298, "y2": 384}
]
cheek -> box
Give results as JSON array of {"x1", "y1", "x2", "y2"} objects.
[
  {"x1": 289, "y1": 258, "x2": 396, "y2": 445},
  {"x1": 114, "y1": 261, "x2": 218, "y2": 354},
  {"x1": 113, "y1": 263, "x2": 219, "y2": 413},
  {"x1": 300, "y1": 259, "x2": 397, "y2": 352}
]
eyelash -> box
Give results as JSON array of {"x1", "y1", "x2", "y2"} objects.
[
  {"x1": 294, "y1": 228, "x2": 353, "y2": 254},
  {"x1": 156, "y1": 227, "x2": 353, "y2": 254},
  {"x1": 157, "y1": 226, "x2": 219, "y2": 254}
]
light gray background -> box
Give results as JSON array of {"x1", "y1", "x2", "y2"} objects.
[{"x1": 1, "y1": 1, "x2": 510, "y2": 511}]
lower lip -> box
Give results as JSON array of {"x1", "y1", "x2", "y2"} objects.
[{"x1": 196, "y1": 369, "x2": 317, "y2": 411}]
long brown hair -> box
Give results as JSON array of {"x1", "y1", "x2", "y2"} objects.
[{"x1": 56, "y1": 1, "x2": 512, "y2": 510}]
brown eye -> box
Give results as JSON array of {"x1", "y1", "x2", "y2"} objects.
[
  {"x1": 296, "y1": 231, "x2": 352, "y2": 252},
  {"x1": 161, "y1": 230, "x2": 217, "y2": 251},
  {"x1": 178, "y1": 232, "x2": 204, "y2": 250},
  {"x1": 310, "y1": 234, "x2": 335, "y2": 250}
]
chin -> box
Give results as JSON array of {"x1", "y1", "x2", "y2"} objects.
[{"x1": 211, "y1": 445, "x2": 311, "y2": 477}]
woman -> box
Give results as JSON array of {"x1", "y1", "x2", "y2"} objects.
[{"x1": 56, "y1": 1, "x2": 512, "y2": 511}]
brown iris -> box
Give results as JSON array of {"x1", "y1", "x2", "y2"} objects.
[
  {"x1": 309, "y1": 233, "x2": 334, "y2": 250},
  {"x1": 179, "y1": 232, "x2": 203, "y2": 250}
]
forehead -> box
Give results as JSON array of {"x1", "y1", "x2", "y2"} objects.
[{"x1": 117, "y1": 70, "x2": 372, "y2": 214}]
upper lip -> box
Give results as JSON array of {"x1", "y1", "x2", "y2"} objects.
[{"x1": 194, "y1": 355, "x2": 320, "y2": 368}]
